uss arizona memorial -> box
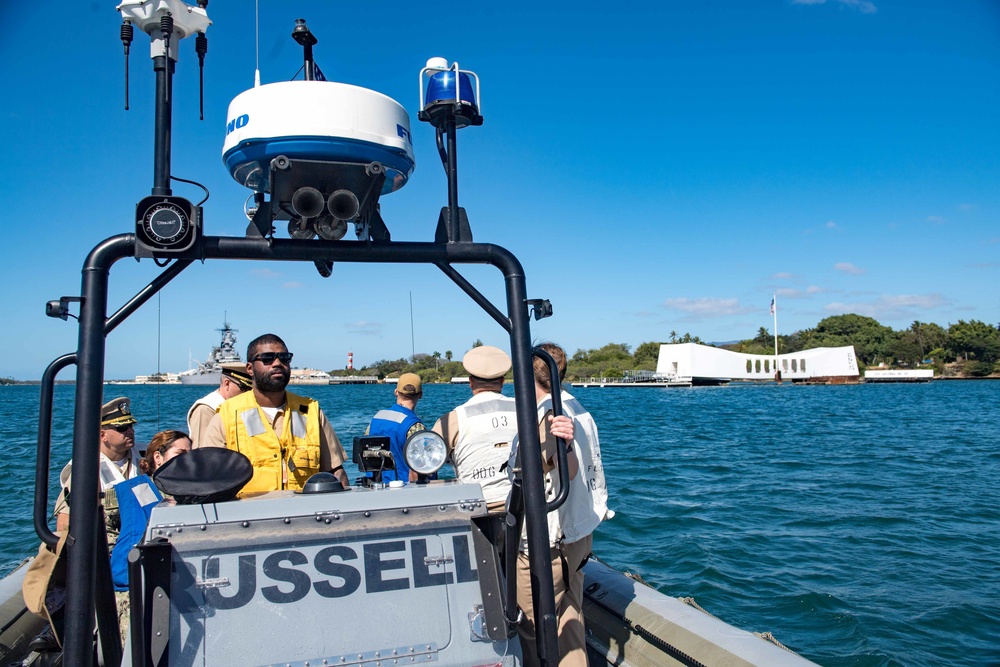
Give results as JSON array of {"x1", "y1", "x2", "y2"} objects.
[{"x1": 653, "y1": 343, "x2": 861, "y2": 385}]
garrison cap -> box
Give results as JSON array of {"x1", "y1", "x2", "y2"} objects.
[
  {"x1": 220, "y1": 362, "x2": 252, "y2": 391},
  {"x1": 101, "y1": 397, "x2": 137, "y2": 428},
  {"x1": 396, "y1": 372, "x2": 423, "y2": 396},
  {"x1": 463, "y1": 346, "x2": 511, "y2": 380}
]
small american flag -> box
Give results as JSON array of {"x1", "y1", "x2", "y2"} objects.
[{"x1": 770, "y1": 297, "x2": 775, "y2": 315}]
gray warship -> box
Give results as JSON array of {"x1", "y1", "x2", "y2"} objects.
[{"x1": 177, "y1": 322, "x2": 241, "y2": 386}]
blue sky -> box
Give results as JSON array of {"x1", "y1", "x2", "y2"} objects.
[{"x1": 1, "y1": 0, "x2": 997, "y2": 380}]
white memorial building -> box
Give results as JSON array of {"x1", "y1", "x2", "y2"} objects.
[{"x1": 655, "y1": 343, "x2": 860, "y2": 385}]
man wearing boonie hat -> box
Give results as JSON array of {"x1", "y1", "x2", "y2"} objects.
[
  {"x1": 54, "y1": 397, "x2": 142, "y2": 540},
  {"x1": 186, "y1": 361, "x2": 252, "y2": 446},
  {"x1": 363, "y1": 372, "x2": 427, "y2": 483},
  {"x1": 431, "y1": 346, "x2": 519, "y2": 511}
]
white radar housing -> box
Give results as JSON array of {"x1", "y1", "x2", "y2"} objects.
[{"x1": 222, "y1": 81, "x2": 415, "y2": 195}]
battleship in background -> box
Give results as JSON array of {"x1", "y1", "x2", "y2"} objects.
[{"x1": 176, "y1": 321, "x2": 242, "y2": 385}]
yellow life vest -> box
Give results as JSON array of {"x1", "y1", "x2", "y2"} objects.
[{"x1": 219, "y1": 390, "x2": 322, "y2": 496}]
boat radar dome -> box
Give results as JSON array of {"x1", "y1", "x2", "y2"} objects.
[
  {"x1": 222, "y1": 81, "x2": 414, "y2": 195},
  {"x1": 221, "y1": 19, "x2": 415, "y2": 243}
]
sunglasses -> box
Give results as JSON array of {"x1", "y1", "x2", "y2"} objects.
[
  {"x1": 105, "y1": 423, "x2": 134, "y2": 433},
  {"x1": 250, "y1": 352, "x2": 293, "y2": 366}
]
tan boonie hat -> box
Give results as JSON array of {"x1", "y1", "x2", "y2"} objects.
[
  {"x1": 396, "y1": 372, "x2": 422, "y2": 396},
  {"x1": 220, "y1": 362, "x2": 252, "y2": 391},
  {"x1": 101, "y1": 397, "x2": 137, "y2": 427},
  {"x1": 463, "y1": 346, "x2": 511, "y2": 380}
]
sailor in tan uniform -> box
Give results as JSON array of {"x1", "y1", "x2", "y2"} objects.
[
  {"x1": 54, "y1": 397, "x2": 143, "y2": 539},
  {"x1": 186, "y1": 362, "x2": 252, "y2": 446}
]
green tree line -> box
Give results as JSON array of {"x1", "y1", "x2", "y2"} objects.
[{"x1": 329, "y1": 316, "x2": 1000, "y2": 382}]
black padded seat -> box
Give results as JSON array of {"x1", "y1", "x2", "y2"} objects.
[{"x1": 153, "y1": 448, "x2": 253, "y2": 504}]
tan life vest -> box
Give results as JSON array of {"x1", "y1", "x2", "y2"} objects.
[
  {"x1": 187, "y1": 389, "x2": 226, "y2": 443},
  {"x1": 219, "y1": 390, "x2": 321, "y2": 495}
]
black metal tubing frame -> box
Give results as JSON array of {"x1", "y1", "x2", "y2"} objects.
[
  {"x1": 34, "y1": 260, "x2": 192, "y2": 548},
  {"x1": 58, "y1": 233, "x2": 561, "y2": 667}
]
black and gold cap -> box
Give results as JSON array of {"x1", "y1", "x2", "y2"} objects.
[
  {"x1": 220, "y1": 362, "x2": 252, "y2": 391},
  {"x1": 101, "y1": 397, "x2": 137, "y2": 427}
]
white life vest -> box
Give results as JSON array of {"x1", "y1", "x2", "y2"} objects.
[
  {"x1": 539, "y1": 391, "x2": 613, "y2": 547},
  {"x1": 452, "y1": 392, "x2": 519, "y2": 505},
  {"x1": 61, "y1": 451, "x2": 141, "y2": 493},
  {"x1": 187, "y1": 389, "x2": 226, "y2": 434}
]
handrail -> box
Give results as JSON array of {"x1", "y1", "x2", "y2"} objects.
[
  {"x1": 35, "y1": 260, "x2": 193, "y2": 550},
  {"x1": 35, "y1": 353, "x2": 77, "y2": 547},
  {"x1": 533, "y1": 347, "x2": 570, "y2": 513}
]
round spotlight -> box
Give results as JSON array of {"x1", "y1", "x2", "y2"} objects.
[
  {"x1": 404, "y1": 430, "x2": 448, "y2": 477},
  {"x1": 315, "y1": 215, "x2": 347, "y2": 241},
  {"x1": 288, "y1": 218, "x2": 316, "y2": 240}
]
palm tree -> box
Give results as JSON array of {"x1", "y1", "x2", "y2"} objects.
[{"x1": 445, "y1": 350, "x2": 453, "y2": 362}]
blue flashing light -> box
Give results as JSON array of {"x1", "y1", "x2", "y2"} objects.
[{"x1": 425, "y1": 70, "x2": 478, "y2": 110}]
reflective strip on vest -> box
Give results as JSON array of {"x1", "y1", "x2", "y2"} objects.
[
  {"x1": 461, "y1": 398, "x2": 516, "y2": 419},
  {"x1": 290, "y1": 411, "x2": 307, "y2": 439},
  {"x1": 240, "y1": 408, "x2": 268, "y2": 437},
  {"x1": 374, "y1": 409, "x2": 407, "y2": 424}
]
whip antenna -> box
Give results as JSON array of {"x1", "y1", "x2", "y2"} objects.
[
  {"x1": 254, "y1": 0, "x2": 261, "y2": 87},
  {"x1": 121, "y1": 20, "x2": 133, "y2": 109}
]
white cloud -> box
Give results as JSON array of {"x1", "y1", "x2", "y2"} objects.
[
  {"x1": 834, "y1": 262, "x2": 866, "y2": 275},
  {"x1": 282, "y1": 282, "x2": 302, "y2": 289},
  {"x1": 663, "y1": 297, "x2": 750, "y2": 318},
  {"x1": 926, "y1": 215, "x2": 946, "y2": 224},
  {"x1": 792, "y1": 0, "x2": 877, "y2": 13},
  {"x1": 776, "y1": 286, "x2": 825, "y2": 299},
  {"x1": 825, "y1": 220, "x2": 838, "y2": 229},
  {"x1": 346, "y1": 320, "x2": 383, "y2": 335},
  {"x1": 841, "y1": 0, "x2": 877, "y2": 12},
  {"x1": 251, "y1": 268, "x2": 282, "y2": 278},
  {"x1": 958, "y1": 203, "x2": 977, "y2": 212},
  {"x1": 824, "y1": 293, "x2": 949, "y2": 320},
  {"x1": 772, "y1": 272, "x2": 795, "y2": 280}
]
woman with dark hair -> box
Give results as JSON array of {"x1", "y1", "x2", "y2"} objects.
[{"x1": 139, "y1": 430, "x2": 192, "y2": 475}]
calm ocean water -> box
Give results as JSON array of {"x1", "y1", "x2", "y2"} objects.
[{"x1": 1, "y1": 381, "x2": 998, "y2": 666}]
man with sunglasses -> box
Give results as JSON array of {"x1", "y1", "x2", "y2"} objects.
[
  {"x1": 186, "y1": 362, "x2": 252, "y2": 446},
  {"x1": 199, "y1": 333, "x2": 350, "y2": 494},
  {"x1": 54, "y1": 397, "x2": 142, "y2": 538}
]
